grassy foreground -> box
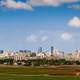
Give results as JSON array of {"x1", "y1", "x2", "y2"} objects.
[
  {"x1": 0, "y1": 65, "x2": 80, "y2": 75},
  {"x1": 0, "y1": 65, "x2": 80, "y2": 80},
  {"x1": 0, "y1": 74, "x2": 80, "y2": 80}
]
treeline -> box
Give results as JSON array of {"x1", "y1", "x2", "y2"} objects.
[
  {"x1": 0, "y1": 58, "x2": 80, "y2": 66},
  {"x1": 24, "y1": 59, "x2": 80, "y2": 66},
  {"x1": 0, "y1": 58, "x2": 14, "y2": 65}
]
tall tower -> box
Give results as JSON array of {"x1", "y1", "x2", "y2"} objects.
[
  {"x1": 38, "y1": 47, "x2": 42, "y2": 53},
  {"x1": 51, "y1": 46, "x2": 54, "y2": 56}
]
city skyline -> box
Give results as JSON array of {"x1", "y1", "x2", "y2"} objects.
[{"x1": 0, "y1": 0, "x2": 80, "y2": 52}]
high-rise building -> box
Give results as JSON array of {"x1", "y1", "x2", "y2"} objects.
[
  {"x1": 0, "y1": 50, "x2": 4, "y2": 54},
  {"x1": 38, "y1": 47, "x2": 42, "y2": 53},
  {"x1": 51, "y1": 46, "x2": 54, "y2": 56},
  {"x1": 19, "y1": 50, "x2": 31, "y2": 53}
]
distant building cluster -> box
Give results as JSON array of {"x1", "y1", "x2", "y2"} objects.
[{"x1": 0, "y1": 47, "x2": 80, "y2": 62}]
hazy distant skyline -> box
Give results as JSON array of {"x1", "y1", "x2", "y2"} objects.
[{"x1": 0, "y1": 0, "x2": 80, "y2": 52}]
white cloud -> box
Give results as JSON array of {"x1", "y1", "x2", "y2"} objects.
[
  {"x1": 1, "y1": 0, "x2": 33, "y2": 10},
  {"x1": 0, "y1": 0, "x2": 80, "y2": 10},
  {"x1": 41, "y1": 36, "x2": 48, "y2": 42},
  {"x1": 26, "y1": 34, "x2": 37, "y2": 43},
  {"x1": 68, "y1": 4, "x2": 80, "y2": 10},
  {"x1": 29, "y1": 0, "x2": 61, "y2": 7},
  {"x1": 26, "y1": 34, "x2": 49, "y2": 43},
  {"x1": 29, "y1": 0, "x2": 80, "y2": 7},
  {"x1": 61, "y1": 32, "x2": 73, "y2": 40},
  {"x1": 68, "y1": 17, "x2": 80, "y2": 28}
]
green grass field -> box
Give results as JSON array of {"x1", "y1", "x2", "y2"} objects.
[
  {"x1": 0, "y1": 65, "x2": 80, "y2": 80},
  {"x1": 0, "y1": 74, "x2": 80, "y2": 80}
]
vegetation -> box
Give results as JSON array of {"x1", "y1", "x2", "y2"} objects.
[
  {"x1": 1, "y1": 58, "x2": 80, "y2": 66},
  {"x1": 0, "y1": 65, "x2": 80, "y2": 80},
  {"x1": 18, "y1": 59, "x2": 80, "y2": 66},
  {"x1": 0, "y1": 65, "x2": 80, "y2": 76},
  {"x1": 0, "y1": 75, "x2": 80, "y2": 80}
]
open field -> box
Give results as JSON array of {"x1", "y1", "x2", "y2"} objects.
[
  {"x1": 0, "y1": 65, "x2": 80, "y2": 76},
  {"x1": 0, "y1": 65, "x2": 80, "y2": 80},
  {"x1": 0, "y1": 74, "x2": 80, "y2": 80}
]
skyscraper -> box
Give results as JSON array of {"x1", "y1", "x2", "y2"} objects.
[
  {"x1": 38, "y1": 47, "x2": 42, "y2": 53},
  {"x1": 51, "y1": 46, "x2": 54, "y2": 56}
]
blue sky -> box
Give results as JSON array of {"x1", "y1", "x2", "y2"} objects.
[{"x1": 0, "y1": 0, "x2": 80, "y2": 52}]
